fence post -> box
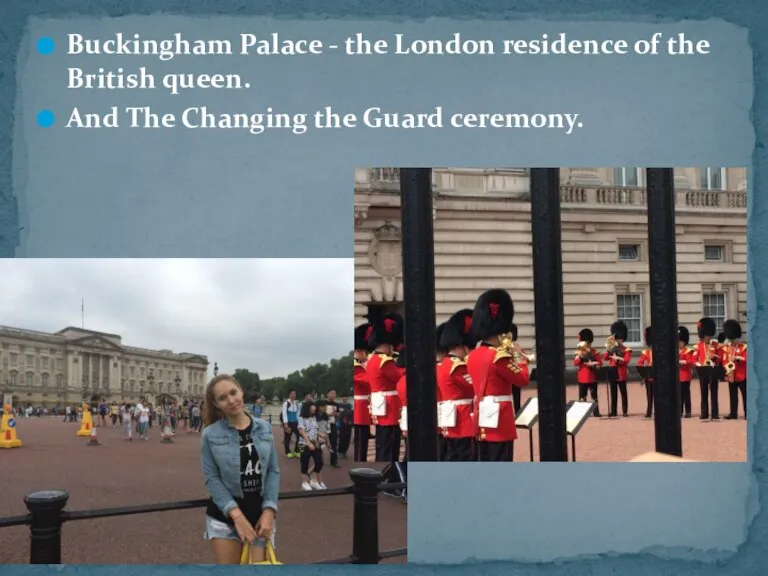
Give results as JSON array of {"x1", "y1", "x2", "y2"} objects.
[
  {"x1": 646, "y1": 168, "x2": 682, "y2": 457},
  {"x1": 530, "y1": 168, "x2": 568, "y2": 462},
  {"x1": 349, "y1": 468, "x2": 382, "y2": 564},
  {"x1": 24, "y1": 490, "x2": 69, "y2": 564}
]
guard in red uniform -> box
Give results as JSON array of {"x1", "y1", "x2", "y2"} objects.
[
  {"x1": 366, "y1": 313, "x2": 405, "y2": 462},
  {"x1": 638, "y1": 326, "x2": 653, "y2": 418},
  {"x1": 466, "y1": 289, "x2": 529, "y2": 462},
  {"x1": 509, "y1": 323, "x2": 531, "y2": 414},
  {"x1": 604, "y1": 320, "x2": 632, "y2": 417},
  {"x1": 437, "y1": 308, "x2": 475, "y2": 462},
  {"x1": 353, "y1": 323, "x2": 374, "y2": 462},
  {"x1": 573, "y1": 329, "x2": 603, "y2": 417},
  {"x1": 695, "y1": 317, "x2": 720, "y2": 420},
  {"x1": 723, "y1": 319, "x2": 748, "y2": 420},
  {"x1": 435, "y1": 323, "x2": 448, "y2": 462},
  {"x1": 678, "y1": 326, "x2": 694, "y2": 418},
  {"x1": 395, "y1": 351, "x2": 408, "y2": 460}
]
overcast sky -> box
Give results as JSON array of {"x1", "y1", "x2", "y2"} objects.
[{"x1": 0, "y1": 259, "x2": 353, "y2": 378}]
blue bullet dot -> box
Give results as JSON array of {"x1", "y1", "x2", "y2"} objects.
[
  {"x1": 37, "y1": 110, "x2": 55, "y2": 128},
  {"x1": 37, "y1": 37, "x2": 55, "y2": 54}
]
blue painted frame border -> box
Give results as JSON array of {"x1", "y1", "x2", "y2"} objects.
[{"x1": 0, "y1": 1, "x2": 764, "y2": 574}]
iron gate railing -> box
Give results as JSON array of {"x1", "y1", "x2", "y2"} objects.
[
  {"x1": 0, "y1": 469, "x2": 406, "y2": 565},
  {"x1": 399, "y1": 167, "x2": 683, "y2": 461}
]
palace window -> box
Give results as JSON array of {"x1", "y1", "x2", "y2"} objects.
[
  {"x1": 699, "y1": 167, "x2": 726, "y2": 190},
  {"x1": 9, "y1": 370, "x2": 17, "y2": 386},
  {"x1": 26, "y1": 354, "x2": 34, "y2": 368},
  {"x1": 703, "y1": 292, "x2": 727, "y2": 334},
  {"x1": 704, "y1": 244, "x2": 724, "y2": 261},
  {"x1": 613, "y1": 167, "x2": 642, "y2": 187},
  {"x1": 616, "y1": 293, "x2": 643, "y2": 344},
  {"x1": 10, "y1": 353, "x2": 17, "y2": 366},
  {"x1": 618, "y1": 244, "x2": 640, "y2": 261},
  {"x1": 57, "y1": 374, "x2": 64, "y2": 388},
  {"x1": 42, "y1": 374, "x2": 49, "y2": 388},
  {"x1": 26, "y1": 372, "x2": 34, "y2": 387}
]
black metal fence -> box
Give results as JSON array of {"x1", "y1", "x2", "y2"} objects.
[
  {"x1": 400, "y1": 168, "x2": 683, "y2": 460},
  {"x1": 0, "y1": 469, "x2": 406, "y2": 565}
]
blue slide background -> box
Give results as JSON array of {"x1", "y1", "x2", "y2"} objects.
[{"x1": 0, "y1": 1, "x2": 765, "y2": 575}]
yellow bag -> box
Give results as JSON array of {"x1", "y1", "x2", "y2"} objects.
[{"x1": 240, "y1": 539, "x2": 282, "y2": 565}]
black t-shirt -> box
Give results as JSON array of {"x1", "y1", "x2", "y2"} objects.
[{"x1": 206, "y1": 416, "x2": 264, "y2": 526}]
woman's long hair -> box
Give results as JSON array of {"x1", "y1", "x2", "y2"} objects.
[
  {"x1": 202, "y1": 374, "x2": 242, "y2": 427},
  {"x1": 299, "y1": 400, "x2": 314, "y2": 419}
]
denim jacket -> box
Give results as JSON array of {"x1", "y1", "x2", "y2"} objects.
[{"x1": 201, "y1": 416, "x2": 280, "y2": 517}]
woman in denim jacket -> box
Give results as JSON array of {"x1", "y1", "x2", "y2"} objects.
[{"x1": 201, "y1": 374, "x2": 280, "y2": 563}]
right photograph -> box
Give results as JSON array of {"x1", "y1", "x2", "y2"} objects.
[{"x1": 352, "y1": 166, "x2": 747, "y2": 463}]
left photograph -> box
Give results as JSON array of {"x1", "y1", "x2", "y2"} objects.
[{"x1": 0, "y1": 259, "x2": 405, "y2": 565}]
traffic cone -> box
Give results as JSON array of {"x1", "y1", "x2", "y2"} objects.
[
  {"x1": 87, "y1": 426, "x2": 100, "y2": 446},
  {"x1": 161, "y1": 423, "x2": 173, "y2": 444},
  {"x1": 77, "y1": 404, "x2": 93, "y2": 437},
  {"x1": 0, "y1": 404, "x2": 22, "y2": 448}
]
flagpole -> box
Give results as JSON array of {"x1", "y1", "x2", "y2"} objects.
[{"x1": 81, "y1": 298, "x2": 84, "y2": 329}]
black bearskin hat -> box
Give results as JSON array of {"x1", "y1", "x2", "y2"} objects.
[
  {"x1": 368, "y1": 313, "x2": 404, "y2": 348},
  {"x1": 717, "y1": 332, "x2": 726, "y2": 344},
  {"x1": 610, "y1": 320, "x2": 628, "y2": 341},
  {"x1": 723, "y1": 319, "x2": 742, "y2": 340},
  {"x1": 440, "y1": 309, "x2": 474, "y2": 350},
  {"x1": 510, "y1": 323, "x2": 519, "y2": 341},
  {"x1": 697, "y1": 317, "x2": 716, "y2": 339},
  {"x1": 354, "y1": 323, "x2": 374, "y2": 352},
  {"x1": 644, "y1": 326, "x2": 652, "y2": 346},
  {"x1": 435, "y1": 323, "x2": 448, "y2": 355},
  {"x1": 471, "y1": 289, "x2": 514, "y2": 342},
  {"x1": 678, "y1": 326, "x2": 690, "y2": 345},
  {"x1": 578, "y1": 328, "x2": 594, "y2": 343}
]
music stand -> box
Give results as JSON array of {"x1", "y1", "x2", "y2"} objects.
[
  {"x1": 693, "y1": 364, "x2": 726, "y2": 382},
  {"x1": 595, "y1": 366, "x2": 617, "y2": 416},
  {"x1": 515, "y1": 397, "x2": 539, "y2": 462},
  {"x1": 635, "y1": 366, "x2": 653, "y2": 383},
  {"x1": 565, "y1": 400, "x2": 595, "y2": 462}
]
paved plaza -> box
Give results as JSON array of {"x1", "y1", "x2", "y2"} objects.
[
  {"x1": 516, "y1": 381, "x2": 747, "y2": 462},
  {"x1": 0, "y1": 418, "x2": 406, "y2": 564}
]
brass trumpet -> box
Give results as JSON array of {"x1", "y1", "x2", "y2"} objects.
[
  {"x1": 725, "y1": 361, "x2": 736, "y2": 376},
  {"x1": 575, "y1": 341, "x2": 596, "y2": 367},
  {"x1": 500, "y1": 332, "x2": 523, "y2": 364},
  {"x1": 704, "y1": 358, "x2": 715, "y2": 367}
]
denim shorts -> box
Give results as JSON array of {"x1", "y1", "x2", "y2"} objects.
[{"x1": 204, "y1": 515, "x2": 276, "y2": 548}]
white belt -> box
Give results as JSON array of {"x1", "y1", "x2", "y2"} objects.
[
  {"x1": 354, "y1": 395, "x2": 370, "y2": 401},
  {"x1": 441, "y1": 399, "x2": 473, "y2": 406},
  {"x1": 481, "y1": 395, "x2": 513, "y2": 403},
  {"x1": 377, "y1": 390, "x2": 398, "y2": 397}
]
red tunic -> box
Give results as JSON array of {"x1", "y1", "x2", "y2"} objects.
[
  {"x1": 366, "y1": 352, "x2": 403, "y2": 427},
  {"x1": 603, "y1": 345, "x2": 632, "y2": 381},
  {"x1": 679, "y1": 347, "x2": 693, "y2": 382},
  {"x1": 436, "y1": 355, "x2": 475, "y2": 439},
  {"x1": 638, "y1": 348, "x2": 653, "y2": 381},
  {"x1": 396, "y1": 374, "x2": 407, "y2": 432},
  {"x1": 573, "y1": 347, "x2": 602, "y2": 384},
  {"x1": 696, "y1": 340, "x2": 720, "y2": 366},
  {"x1": 353, "y1": 359, "x2": 372, "y2": 426},
  {"x1": 467, "y1": 344, "x2": 529, "y2": 443},
  {"x1": 723, "y1": 342, "x2": 748, "y2": 381}
]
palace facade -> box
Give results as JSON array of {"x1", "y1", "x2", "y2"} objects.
[
  {"x1": 354, "y1": 167, "x2": 748, "y2": 359},
  {"x1": 0, "y1": 325, "x2": 208, "y2": 408}
]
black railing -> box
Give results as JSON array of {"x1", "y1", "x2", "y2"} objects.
[{"x1": 0, "y1": 468, "x2": 406, "y2": 565}]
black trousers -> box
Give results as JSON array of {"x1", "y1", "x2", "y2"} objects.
[
  {"x1": 609, "y1": 380, "x2": 629, "y2": 416},
  {"x1": 645, "y1": 379, "x2": 654, "y2": 417},
  {"x1": 727, "y1": 380, "x2": 747, "y2": 417},
  {"x1": 680, "y1": 381, "x2": 692, "y2": 416},
  {"x1": 353, "y1": 424, "x2": 370, "y2": 461},
  {"x1": 329, "y1": 425, "x2": 339, "y2": 466},
  {"x1": 578, "y1": 383, "x2": 601, "y2": 416},
  {"x1": 477, "y1": 441, "x2": 513, "y2": 462},
  {"x1": 438, "y1": 434, "x2": 448, "y2": 461},
  {"x1": 512, "y1": 387, "x2": 521, "y2": 414},
  {"x1": 375, "y1": 425, "x2": 401, "y2": 462},
  {"x1": 444, "y1": 437, "x2": 475, "y2": 462},
  {"x1": 300, "y1": 446, "x2": 323, "y2": 475},
  {"x1": 284, "y1": 422, "x2": 300, "y2": 454},
  {"x1": 338, "y1": 423, "x2": 352, "y2": 454},
  {"x1": 699, "y1": 375, "x2": 719, "y2": 418}
]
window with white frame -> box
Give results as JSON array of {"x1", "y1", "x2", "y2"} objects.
[
  {"x1": 616, "y1": 293, "x2": 643, "y2": 343},
  {"x1": 704, "y1": 244, "x2": 724, "y2": 261},
  {"x1": 618, "y1": 243, "x2": 640, "y2": 261},
  {"x1": 699, "y1": 167, "x2": 725, "y2": 190},
  {"x1": 702, "y1": 292, "x2": 727, "y2": 334},
  {"x1": 613, "y1": 167, "x2": 642, "y2": 187}
]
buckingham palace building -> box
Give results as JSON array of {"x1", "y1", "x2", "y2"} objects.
[
  {"x1": 0, "y1": 325, "x2": 209, "y2": 408},
  {"x1": 354, "y1": 167, "x2": 748, "y2": 358}
]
